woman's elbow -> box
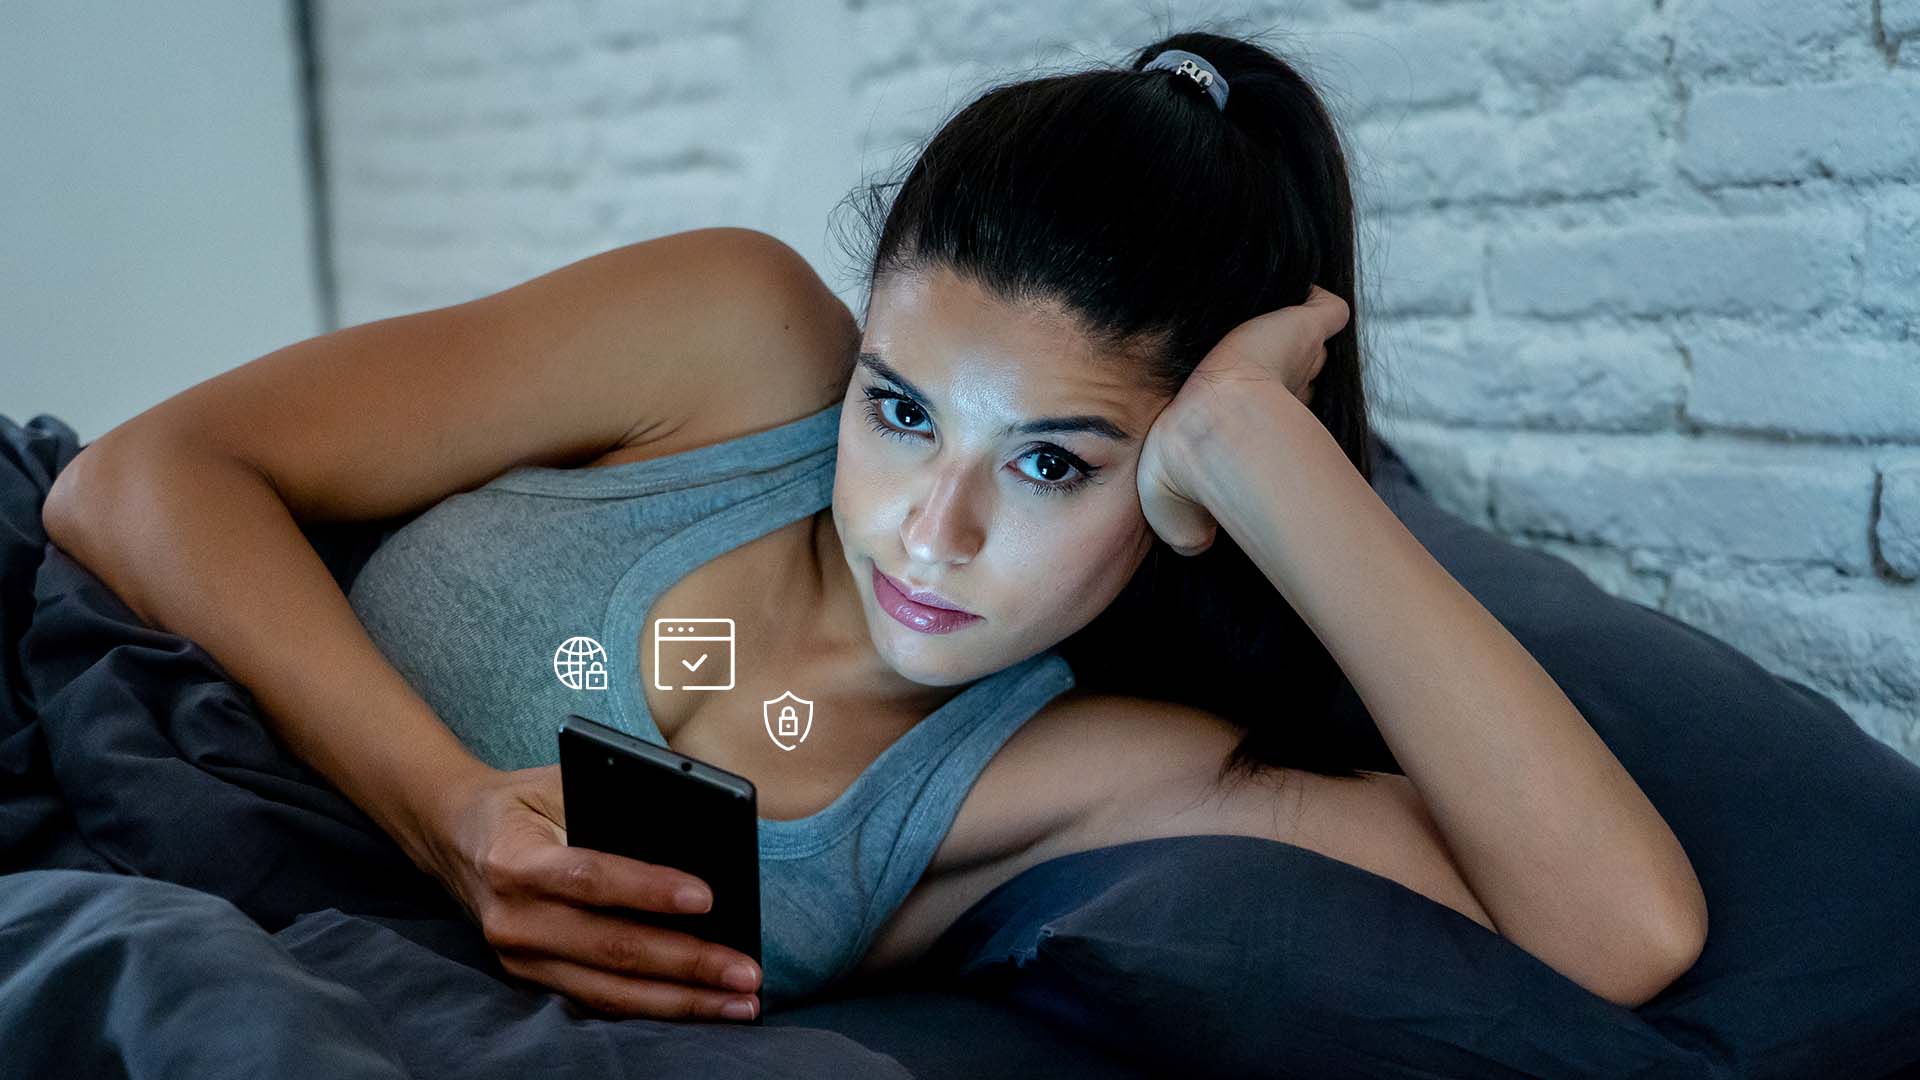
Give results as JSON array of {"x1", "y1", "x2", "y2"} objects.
[
  {"x1": 1600, "y1": 910, "x2": 1709, "y2": 1010},
  {"x1": 1615, "y1": 849, "x2": 1711, "y2": 1007}
]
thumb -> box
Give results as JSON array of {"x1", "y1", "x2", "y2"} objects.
[{"x1": 1304, "y1": 283, "x2": 1350, "y2": 331}]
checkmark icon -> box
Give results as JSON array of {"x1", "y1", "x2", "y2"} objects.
[{"x1": 680, "y1": 654, "x2": 709, "y2": 673}]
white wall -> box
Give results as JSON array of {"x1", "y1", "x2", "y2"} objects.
[
  {"x1": 0, "y1": 0, "x2": 324, "y2": 445},
  {"x1": 311, "y1": 0, "x2": 1920, "y2": 761}
]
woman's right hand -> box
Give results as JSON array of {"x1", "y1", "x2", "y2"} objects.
[{"x1": 413, "y1": 762, "x2": 765, "y2": 1022}]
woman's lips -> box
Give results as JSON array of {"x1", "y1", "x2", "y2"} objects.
[{"x1": 871, "y1": 564, "x2": 982, "y2": 635}]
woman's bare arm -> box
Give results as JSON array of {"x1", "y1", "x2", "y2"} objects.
[
  {"x1": 42, "y1": 433, "x2": 491, "y2": 866},
  {"x1": 1168, "y1": 384, "x2": 1708, "y2": 1009},
  {"x1": 37, "y1": 227, "x2": 860, "y2": 1021}
]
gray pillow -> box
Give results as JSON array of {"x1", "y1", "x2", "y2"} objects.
[{"x1": 923, "y1": 436, "x2": 1920, "y2": 1079}]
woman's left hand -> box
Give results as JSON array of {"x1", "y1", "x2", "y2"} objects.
[{"x1": 1136, "y1": 284, "x2": 1351, "y2": 556}]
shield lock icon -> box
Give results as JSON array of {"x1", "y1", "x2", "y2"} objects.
[{"x1": 762, "y1": 690, "x2": 814, "y2": 751}]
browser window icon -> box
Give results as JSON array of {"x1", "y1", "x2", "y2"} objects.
[{"x1": 652, "y1": 618, "x2": 736, "y2": 691}]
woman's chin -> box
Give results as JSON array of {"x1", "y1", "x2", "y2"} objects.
[{"x1": 870, "y1": 621, "x2": 989, "y2": 686}]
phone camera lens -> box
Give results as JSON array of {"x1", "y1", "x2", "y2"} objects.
[{"x1": 680, "y1": 761, "x2": 692, "y2": 772}]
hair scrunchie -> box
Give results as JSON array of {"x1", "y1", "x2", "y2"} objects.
[{"x1": 1142, "y1": 48, "x2": 1229, "y2": 111}]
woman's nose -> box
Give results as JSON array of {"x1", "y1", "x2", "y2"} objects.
[{"x1": 901, "y1": 467, "x2": 984, "y2": 567}]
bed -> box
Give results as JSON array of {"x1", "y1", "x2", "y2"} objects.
[{"x1": 2, "y1": 409, "x2": 1915, "y2": 1079}]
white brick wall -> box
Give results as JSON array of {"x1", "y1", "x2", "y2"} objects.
[{"x1": 313, "y1": 0, "x2": 1920, "y2": 761}]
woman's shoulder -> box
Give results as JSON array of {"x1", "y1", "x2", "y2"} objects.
[
  {"x1": 885, "y1": 685, "x2": 1493, "y2": 980},
  {"x1": 851, "y1": 689, "x2": 1248, "y2": 984},
  {"x1": 582, "y1": 234, "x2": 857, "y2": 471},
  {"x1": 925, "y1": 688, "x2": 1241, "y2": 878}
]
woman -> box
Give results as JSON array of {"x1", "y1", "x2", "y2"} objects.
[{"x1": 43, "y1": 30, "x2": 1706, "y2": 1025}]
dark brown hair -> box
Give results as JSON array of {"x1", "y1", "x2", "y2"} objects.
[{"x1": 834, "y1": 23, "x2": 1381, "y2": 785}]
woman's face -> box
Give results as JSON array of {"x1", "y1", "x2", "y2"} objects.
[{"x1": 832, "y1": 262, "x2": 1172, "y2": 686}]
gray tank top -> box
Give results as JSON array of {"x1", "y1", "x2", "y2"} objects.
[{"x1": 344, "y1": 400, "x2": 1078, "y2": 1008}]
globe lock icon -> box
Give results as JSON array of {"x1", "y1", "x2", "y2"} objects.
[{"x1": 553, "y1": 636, "x2": 610, "y2": 692}]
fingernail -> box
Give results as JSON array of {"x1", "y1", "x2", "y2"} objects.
[
  {"x1": 675, "y1": 886, "x2": 711, "y2": 912},
  {"x1": 721, "y1": 998, "x2": 756, "y2": 1020},
  {"x1": 723, "y1": 962, "x2": 759, "y2": 991}
]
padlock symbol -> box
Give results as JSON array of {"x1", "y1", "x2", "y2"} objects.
[
  {"x1": 584, "y1": 661, "x2": 607, "y2": 690},
  {"x1": 778, "y1": 704, "x2": 799, "y2": 736}
]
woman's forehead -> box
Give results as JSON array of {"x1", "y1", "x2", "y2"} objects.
[
  {"x1": 863, "y1": 269, "x2": 1151, "y2": 405},
  {"x1": 869, "y1": 262, "x2": 1102, "y2": 339}
]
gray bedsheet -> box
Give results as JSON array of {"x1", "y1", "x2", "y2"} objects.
[{"x1": 0, "y1": 870, "x2": 912, "y2": 1079}]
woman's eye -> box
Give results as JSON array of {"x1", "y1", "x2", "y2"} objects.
[
  {"x1": 1013, "y1": 449, "x2": 1095, "y2": 496},
  {"x1": 860, "y1": 386, "x2": 1101, "y2": 497},
  {"x1": 878, "y1": 394, "x2": 928, "y2": 433},
  {"x1": 860, "y1": 387, "x2": 930, "y2": 441}
]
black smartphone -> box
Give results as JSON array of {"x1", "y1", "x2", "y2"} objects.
[{"x1": 558, "y1": 714, "x2": 762, "y2": 975}]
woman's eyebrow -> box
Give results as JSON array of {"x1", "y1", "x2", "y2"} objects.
[{"x1": 856, "y1": 351, "x2": 1136, "y2": 442}]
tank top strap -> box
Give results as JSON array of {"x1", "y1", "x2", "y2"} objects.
[{"x1": 841, "y1": 649, "x2": 1078, "y2": 971}]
